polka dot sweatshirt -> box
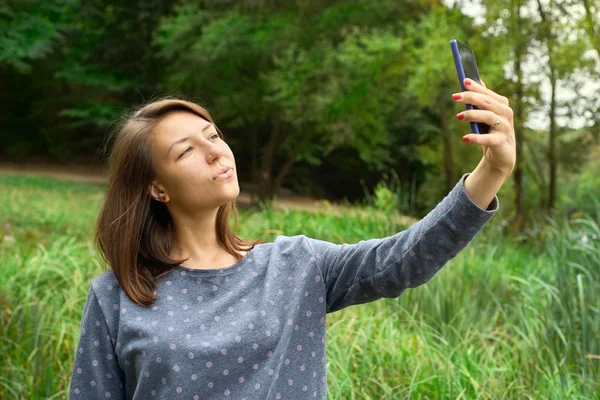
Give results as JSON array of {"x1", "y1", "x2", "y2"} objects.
[{"x1": 69, "y1": 172, "x2": 499, "y2": 399}]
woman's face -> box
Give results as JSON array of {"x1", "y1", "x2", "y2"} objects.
[{"x1": 148, "y1": 111, "x2": 239, "y2": 211}]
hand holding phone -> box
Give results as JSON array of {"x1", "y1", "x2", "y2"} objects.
[{"x1": 450, "y1": 39, "x2": 490, "y2": 134}]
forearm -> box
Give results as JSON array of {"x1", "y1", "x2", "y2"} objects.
[
  {"x1": 308, "y1": 166, "x2": 499, "y2": 314},
  {"x1": 464, "y1": 159, "x2": 510, "y2": 210}
]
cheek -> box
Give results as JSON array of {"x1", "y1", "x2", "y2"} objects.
[
  {"x1": 182, "y1": 165, "x2": 210, "y2": 182},
  {"x1": 166, "y1": 172, "x2": 188, "y2": 194},
  {"x1": 169, "y1": 162, "x2": 203, "y2": 184}
]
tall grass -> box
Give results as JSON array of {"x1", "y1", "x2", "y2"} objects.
[{"x1": 0, "y1": 174, "x2": 598, "y2": 399}]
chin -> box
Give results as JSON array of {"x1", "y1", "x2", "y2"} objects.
[
  {"x1": 225, "y1": 183, "x2": 240, "y2": 201},
  {"x1": 231, "y1": 185, "x2": 241, "y2": 200}
]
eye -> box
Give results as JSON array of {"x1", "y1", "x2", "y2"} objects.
[
  {"x1": 210, "y1": 133, "x2": 219, "y2": 140},
  {"x1": 178, "y1": 147, "x2": 192, "y2": 159}
]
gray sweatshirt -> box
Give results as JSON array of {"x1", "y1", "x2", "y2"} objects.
[{"x1": 69, "y1": 172, "x2": 498, "y2": 400}]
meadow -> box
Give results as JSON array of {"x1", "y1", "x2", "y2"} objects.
[{"x1": 0, "y1": 174, "x2": 598, "y2": 399}]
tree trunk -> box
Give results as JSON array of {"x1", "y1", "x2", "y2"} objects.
[
  {"x1": 437, "y1": 89, "x2": 454, "y2": 193},
  {"x1": 251, "y1": 125, "x2": 258, "y2": 203},
  {"x1": 509, "y1": 0, "x2": 526, "y2": 238},
  {"x1": 272, "y1": 155, "x2": 297, "y2": 196},
  {"x1": 258, "y1": 120, "x2": 281, "y2": 200},
  {"x1": 257, "y1": 120, "x2": 291, "y2": 201},
  {"x1": 581, "y1": 0, "x2": 600, "y2": 56},
  {"x1": 521, "y1": 134, "x2": 547, "y2": 195},
  {"x1": 537, "y1": 0, "x2": 558, "y2": 217},
  {"x1": 548, "y1": 68, "x2": 557, "y2": 216}
]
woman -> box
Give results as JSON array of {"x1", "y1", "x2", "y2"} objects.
[{"x1": 69, "y1": 78, "x2": 515, "y2": 399}]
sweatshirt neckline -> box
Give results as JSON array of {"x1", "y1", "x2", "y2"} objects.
[{"x1": 172, "y1": 247, "x2": 258, "y2": 276}]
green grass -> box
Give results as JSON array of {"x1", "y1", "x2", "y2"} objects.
[{"x1": 0, "y1": 174, "x2": 598, "y2": 399}]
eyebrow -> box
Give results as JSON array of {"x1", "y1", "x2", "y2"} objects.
[{"x1": 167, "y1": 122, "x2": 213, "y2": 156}]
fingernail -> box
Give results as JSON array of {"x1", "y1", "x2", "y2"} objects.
[
  {"x1": 456, "y1": 112, "x2": 465, "y2": 120},
  {"x1": 465, "y1": 78, "x2": 472, "y2": 86},
  {"x1": 462, "y1": 136, "x2": 470, "y2": 142},
  {"x1": 452, "y1": 93, "x2": 462, "y2": 100}
]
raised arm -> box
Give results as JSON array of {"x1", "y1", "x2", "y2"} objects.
[{"x1": 305, "y1": 172, "x2": 499, "y2": 314}]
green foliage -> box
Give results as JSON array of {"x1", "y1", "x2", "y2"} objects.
[
  {"x1": 57, "y1": 102, "x2": 125, "y2": 129},
  {"x1": 0, "y1": 0, "x2": 597, "y2": 224},
  {"x1": 152, "y1": 2, "x2": 437, "y2": 191},
  {"x1": 262, "y1": 25, "x2": 407, "y2": 169},
  {"x1": 0, "y1": 0, "x2": 72, "y2": 73},
  {"x1": 362, "y1": 168, "x2": 416, "y2": 216},
  {"x1": 558, "y1": 146, "x2": 600, "y2": 218},
  {"x1": 373, "y1": 183, "x2": 395, "y2": 213}
]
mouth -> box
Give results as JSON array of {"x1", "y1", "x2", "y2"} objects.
[{"x1": 214, "y1": 166, "x2": 234, "y2": 181}]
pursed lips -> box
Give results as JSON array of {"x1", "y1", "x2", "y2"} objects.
[{"x1": 213, "y1": 166, "x2": 233, "y2": 180}]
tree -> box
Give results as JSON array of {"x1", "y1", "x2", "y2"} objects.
[
  {"x1": 534, "y1": 0, "x2": 592, "y2": 216},
  {"x1": 405, "y1": 4, "x2": 508, "y2": 193},
  {"x1": 155, "y1": 0, "x2": 433, "y2": 200},
  {"x1": 581, "y1": 0, "x2": 600, "y2": 56},
  {"x1": 478, "y1": 0, "x2": 542, "y2": 237}
]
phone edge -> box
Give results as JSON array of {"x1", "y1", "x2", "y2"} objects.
[{"x1": 450, "y1": 39, "x2": 480, "y2": 134}]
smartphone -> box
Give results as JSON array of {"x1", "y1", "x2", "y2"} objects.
[{"x1": 450, "y1": 39, "x2": 489, "y2": 134}]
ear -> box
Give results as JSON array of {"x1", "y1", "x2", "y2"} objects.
[{"x1": 147, "y1": 181, "x2": 164, "y2": 201}]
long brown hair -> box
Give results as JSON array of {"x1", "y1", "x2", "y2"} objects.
[{"x1": 95, "y1": 96, "x2": 263, "y2": 307}]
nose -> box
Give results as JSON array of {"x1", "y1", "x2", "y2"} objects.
[{"x1": 204, "y1": 139, "x2": 223, "y2": 163}]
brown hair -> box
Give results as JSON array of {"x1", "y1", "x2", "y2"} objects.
[{"x1": 95, "y1": 96, "x2": 264, "y2": 307}]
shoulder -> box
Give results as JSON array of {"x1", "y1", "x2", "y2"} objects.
[
  {"x1": 90, "y1": 269, "x2": 120, "y2": 294},
  {"x1": 272, "y1": 234, "x2": 337, "y2": 252},
  {"x1": 89, "y1": 269, "x2": 122, "y2": 307},
  {"x1": 265, "y1": 234, "x2": 319, "y2": 259},
  {"x1": 271, "y1": 233, "x2": 310, "y2": 248}
]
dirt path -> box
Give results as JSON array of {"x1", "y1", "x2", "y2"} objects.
[
  {"x1": 0, "y1": 162, "x2": 108, "y2": 184},
  {"x1": 0, "y1": 162, "x2": 417, "y2": 224}
]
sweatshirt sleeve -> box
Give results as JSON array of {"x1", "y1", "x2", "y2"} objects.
[
  {"x1": 305, "y1": 172, "x2": 499, "y2": 314},
  {"x1": 69, "y1": 283, "x2": 126, "y2": 399}
]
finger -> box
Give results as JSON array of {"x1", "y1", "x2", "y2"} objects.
[
  {"x1": 453, "y1": 91, "x2": 510, "y2": 117},
  {"x1": 456, "y1": 109, "x2": 505, "y2": 131},
  {"x1": 480, "y1": 79, "x2": 486, "y2": 88},
  {"x1": 462, "y1": 132, "x2": 506, "y2": 146},
  {"x1": 464, "y1": 78, "x2": 509, "y2": 106}
]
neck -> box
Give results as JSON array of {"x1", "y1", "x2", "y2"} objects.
[{"x1": 168, "y1": 206, "x2": 223, "y2": 260}]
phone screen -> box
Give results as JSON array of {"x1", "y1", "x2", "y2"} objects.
[
  {"x1": 455, "y1": 41, "x2": 489, "y2": 133},
  {"x1": 457, "y1": 42, "x2": 481, "y2": 84}
]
